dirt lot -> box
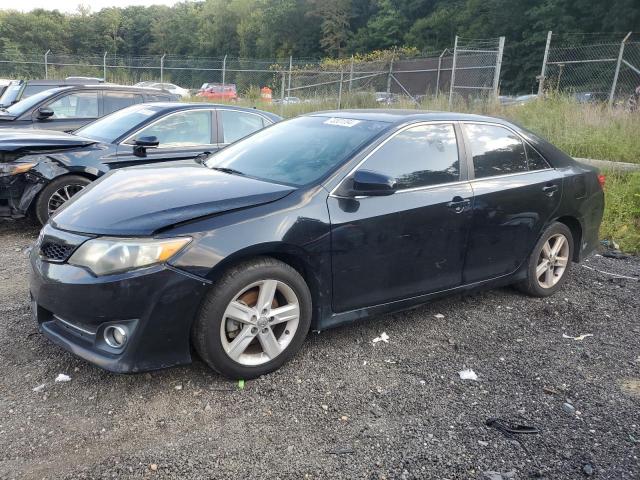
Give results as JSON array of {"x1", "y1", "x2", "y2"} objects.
[{"x1": 0, "y1": 219, "x2": 639, "y2": 480}]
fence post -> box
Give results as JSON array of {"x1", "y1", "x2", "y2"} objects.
[
  {"x1": 160, "y1": 54, "x2": 166, "y2": 83},
  {"x1": 222, "y1": 54, "x2": 227, "y2": 86},
  {"x1": 337, "y1": 69, "x2": 344, "y2": 109},
  {"x1": 538, "y1": 31, "x2": 552, "y2": 95},
  {"x1": 386, "y1": 49, "x2": 395, "y2": 95},
  {"x1": 44, "y1": 49, "x2": 51, "y2": 79},
  {"x1": 448, "y1": 36, "x2": 459, "y2": 107},
  {"x1": 609, "y1": 32, "x2": 632, "y2": 107},
  {"x1": 348, "y1": 55, "x2": 354, "y2": 92},
  {"x1": 280, "y1": 71, "x2": 285, "y2": 116},
  {"x1": 103, "y1": 52, "x2": 107, "y2": 81},
  {"x1": 435, "y1": 49, "x2": 445, "y2": 98},
  {"x1": 287, "y1": 55, "x2": 293, "y2": 97},
  {"x1": 493, "y1": 36, "x2": 506, "y2": 97}
]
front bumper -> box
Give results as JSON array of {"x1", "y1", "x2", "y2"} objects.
[
  {"x1": 0, "y1": 171, "x2": 44, "y2": 217},
  {"x1": 29, "y1": 231, "x2": 209, "y2": 373}
]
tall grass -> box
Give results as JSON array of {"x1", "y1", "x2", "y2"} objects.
[
  {"x1": 600, "y1": 170, "x2": 640, "y2": 253},
  {"x1": 191, "y1": 93, "x2": 640, "y2": 164}
]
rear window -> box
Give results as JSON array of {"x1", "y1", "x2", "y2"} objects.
[
  {"x1": 103, "y1": 92, "x2": 144, "y2": 115},
  {"x1": 464, "y1": 123, "x2": 527, "y2": 179}
]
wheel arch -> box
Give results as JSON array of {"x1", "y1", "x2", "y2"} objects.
[
  {"x1": 552, "y1": 215, "x2": 583, "y2": 262},
  {"x1": 202, "y1": 242, "x2": 326, "y2": 328}
]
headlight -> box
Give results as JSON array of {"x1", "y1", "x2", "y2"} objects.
[
  {"x1": 68, "y1": 236, "x2": 191, "y2": 276},
  {"x1": 0, "y1": 162, "x2": 37, "y2": 176}
]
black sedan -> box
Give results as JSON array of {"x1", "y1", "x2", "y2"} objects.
[
  {"x1": 29, "y1": 110, "x2": 604, "y2": 379},
  {"x1": 0, "y1": 102, "x2": 280, "y2": 223},
  {"x1": 0, "y1": 84, "x2": 178, "y2": 132}
]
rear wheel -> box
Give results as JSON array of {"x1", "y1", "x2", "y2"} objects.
[
  {"x1": 192, "y1": 257, "x2": 312, "y2": 379},
  {"x1": 35, "y1": 175, "x2": 91, "y2": 225},
  {"x1": 516, "y1": 222, "x2": 574, "y2": 297}
]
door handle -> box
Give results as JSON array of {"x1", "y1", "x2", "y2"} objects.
[
  {"x1": 447, "y1": 196, "x2": 471, "y2": 213},
  {"x1": 542, "y1": 184, "x2": 558, "y2": 196}
]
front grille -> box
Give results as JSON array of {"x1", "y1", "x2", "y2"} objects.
[{"x1": 40, "y1": 242, "x2": 75, "y2": 262}]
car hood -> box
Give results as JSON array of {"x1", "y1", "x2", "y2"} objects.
[
  {"x1": 0, "y1": 129, "x2": 96, "y2": 155},
  {"x1": 51, "y1": 163, "x2": 296, "y2": 236}
]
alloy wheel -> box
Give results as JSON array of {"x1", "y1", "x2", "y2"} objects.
[
  {"x1": 536, "y1": 233, "x2": 570, "y2": 289},
  {"x1": 47, "y1": 184, "x2": 86, "y2": 216},
  {"x1": 219, "y1": 279, "x2": 300, "y2": 366}
]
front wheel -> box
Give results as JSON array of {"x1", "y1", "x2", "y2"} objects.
[
  {"x1": 192, "y1": 257, "x2": 312, "y2": 379},
  {"x1": 35, "y1": 175, "x2": 91, "y2": 225},
  {"x1": 516, "y1": 222, "x2": 574, "y2": 297}
]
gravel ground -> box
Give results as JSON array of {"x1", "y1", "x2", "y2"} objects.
[{"x1": 0, "y1": 219, "x2": 639, "y2": 480}]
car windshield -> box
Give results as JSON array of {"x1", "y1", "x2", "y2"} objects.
[
  {"x1": 0, "y1": 82, "x2": 23, "y2": 108},
  {"x1": 205, "y1": 115, "x2": 389, "y2": 186},
  {"x1": 4, "y1": 87, "x2": 68, "y2": 115},
  {"x1": 75, "y1": 104, "x2": 164, "y2": 143}
]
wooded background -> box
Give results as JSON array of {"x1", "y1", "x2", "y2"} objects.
[{"x1": 0, "y1": 0, "x2": 638, "y2": 93}]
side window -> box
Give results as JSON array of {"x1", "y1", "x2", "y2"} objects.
[
  {"x1": 146, "y1": 94, "x2": 172, "y2": 102},
  {"x1": 46, "y1": 92, "x2": 99, "y2": 118},
  {"x1": 465, "y1": 124, "x2": 527, "y2": 178},
  {"x1": 132, "y1": 110, "x2": 213, "y2": 147},
  {"x1": 525, "y1": 143, "x2": 550, "y2": 171},
  {"x1": 103, "y1": 92, "x2": 143, "y2": 115},
  {"x1": 221, "y1": 110, "x2": 265, "y2": 144},
  {"x1": 361, "y1": 123, "x2": 460, "y2": 189}
]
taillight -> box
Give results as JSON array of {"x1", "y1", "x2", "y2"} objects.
[{"x1": 597, "y1": 174, "x2": 606, "y2": 189}]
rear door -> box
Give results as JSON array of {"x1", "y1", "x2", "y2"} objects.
[
  {"x1": 461, "y1": 122, "x2": 561, "y2": 283},
  {"x1": 102, "y1": 91, "x2": 144, "y2": 116},
  {"x1": 112, "y1": 108, "x2": 218, "y2": 169},
  {"x1": 216, "y1": 109, "x2": 270, "y2": 147},
  {"x1": 328, "y1": 122, "x2": 473, "y2": 312}
]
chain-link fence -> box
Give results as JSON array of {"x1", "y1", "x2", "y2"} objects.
[
  {"x1": 449, "y1": 36, "x2": 505, "y2": 105},
  {"x1": 538, "y1": 31, "x2": 640, "y2": 106},
  {"x1": 0, "y1": 37, "x2": 507, "y2": 109}
]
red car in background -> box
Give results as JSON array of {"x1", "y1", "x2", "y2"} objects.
[{"x1": 196, "y1": 83, "x2": 238, "y2": 101}]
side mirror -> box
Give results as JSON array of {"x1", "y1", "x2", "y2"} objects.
[
  {"x1": 194, "y1": 151, "x2": 211, "y2": 164},
  {"x1": 37, "y1": 107, "x2": 54, "y2": 120},
  {"x1": 133, "y1": 136, "x2": 159, "y2": 156},
  {"x1": 351, "y1": 169, "x2": 397, "y2": 196}
]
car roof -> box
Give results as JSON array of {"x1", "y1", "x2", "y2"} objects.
[
  {"x1": 308, "y1": 109, "x2": 513, "y2": 126},
  {"x1": 123, "y1": 102, "x2": 282, "y2": 121}
]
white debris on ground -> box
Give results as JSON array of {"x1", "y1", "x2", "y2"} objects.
[
  {"x1": 32, "y1": 383, "x2": 46, "y2": 392},
  {"x1": 459, "y1": 369, "x2": 479, "y2": 381},
  {"x1": 372, "y1": 332, "x2": 389, "y2": 344},
  {"x1": 55, "y1": 373, "x2": 71, "y2": 383},
  {"x1": 562, "y1": 333, "x2": 594, "y2": 341},
  {"x1": 434, "y1": 313, "x2": 445, "y2": 319}
]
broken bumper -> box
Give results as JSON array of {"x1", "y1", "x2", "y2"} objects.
[
  {"x1": 0, "y1": 170, "x2": 44, "y2": 217},
  {"x1": 29, "y1": 227, "x2": 209, "y2": 373}
]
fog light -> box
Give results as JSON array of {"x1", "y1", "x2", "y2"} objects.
[{"x1": 104, "y1": 325, "x2": 128, "y2": 348}]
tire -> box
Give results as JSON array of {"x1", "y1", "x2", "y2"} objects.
[
  {"x1": 516, "y1": 222, "x2": 574, "y2": 297},
  {"x1": 35, "y1": 175, "x2": 91, "y2": 225},
  {"x1": 192, "y1": 257, "x2": 312, "y2": 379}
]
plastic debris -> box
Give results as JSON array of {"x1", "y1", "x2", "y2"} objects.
[
  {"x1": 237, "y1": 379, "x2": 245, "y2": 390},
  {"x1": 562, "y1": 333, "x2": 593, "y2": 341},
  {"x1": 434, "y1": 313, "x2": 445, "y2": 319},
  {"x1": 459, "y1": 369, "x2": 478, "y2": 381},
  {"x1": 32, "y1": 384, "x2": 46, "y2": 393},
  {"x1": 54, "y1": 374, "x2": 71, "y2": 383},
  {"x1": 581, "y1": 264, "x2": 639, "y2": 281},
  {"x1": 372, "y1": 332, "x2": 389, "y2": 344},
  {"x1": 486, "y1": 418, "x2": 540, "y2": 435}
]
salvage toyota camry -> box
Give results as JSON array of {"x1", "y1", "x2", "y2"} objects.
[{"x1": 29, "y1": 110, "x2": 604, "y2": 379}]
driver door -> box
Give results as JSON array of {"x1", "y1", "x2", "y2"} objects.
[
  {"x1": 328, "y1": 123, "x2": 473, "y2": 312},
  {"x1": 35, "y1": 91, "x2": 99, "y2": 132},
  {"x1": 112, "y1": 109, "x2": 219, "y2": 169}
]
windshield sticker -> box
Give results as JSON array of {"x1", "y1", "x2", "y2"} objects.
[{"x1": 324, "y1": 118, "x2": 361, "y2": 127}]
